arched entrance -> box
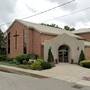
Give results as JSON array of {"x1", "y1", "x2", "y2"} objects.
[{"x1": 58, "y1": 45, "x2": 69, "y2": 62}]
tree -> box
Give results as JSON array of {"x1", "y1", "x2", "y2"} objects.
[
  {"x1": 64, "y1": 25, "x2": 70, "y2": 30},
  {"x1": 64, "y1": 25, "x2": 75, "y2": 31},
  {"x1": 70, "y1": 28, "x2": 75, "y2": 31},
  {"x1": 41, "y1": 23, "x2": 62, "y2": 29},
  {"x1": 47, "y1": 47, "x2": 54, "y2": 63},
  {"x1": 0, "y1": 29, "x2": 4, "y2": 48},
  {"x1": 0, "y1": 29, "x2": 6, "y2": 55},
  {"x1": 78, "y1": 50, "x2": 85, "y2": 64}
]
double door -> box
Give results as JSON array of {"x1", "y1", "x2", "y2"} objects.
[{"x1": 58, "y1": 50, "x2": 68, "y2": 62}]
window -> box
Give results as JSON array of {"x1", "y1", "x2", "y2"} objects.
[
  {"x1": 13, "y1": 31, "x2": 19, "y2": 49},
  {"x1": 8, "y1": 32, "x2": 10, "y2": 54},
  {"x1": 23, "y1": 30, "x2": 27, "y2": 54}
]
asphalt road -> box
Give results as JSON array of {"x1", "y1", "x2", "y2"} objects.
[{"x1": 0, "y1": 71, "x2": 89, "y2": 90}]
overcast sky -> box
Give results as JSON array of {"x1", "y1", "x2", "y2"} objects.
[{"x1": 0, "y1": 0, "x2": 90, "y2": 32}]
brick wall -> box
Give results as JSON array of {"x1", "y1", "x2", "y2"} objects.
[
  {"x1": 85, "y1": 47, "x2": 90, "y2": 59},
  {"x1": 76, "y1": 33, "x2": 90, "y2": 58},
  {"x1": 76, "y1": 33, "x2": 90, "y2": 41},
  {"x1": 7, "y1": 21, "x2": 28, "y2": 57},
  {"x1": 7, "y1": 21, "x2": 56, "y2": 58}
]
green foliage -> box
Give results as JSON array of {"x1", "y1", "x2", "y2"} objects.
[
  {"x1": 0, "y1": 48, "x2": 6, "y2": 55},
  {"x1": 30, "y1": 59, "x2": 42, "y2": 70},
  {"x1": 80, "y1": 60, "x2": 90, "y2": 68},
  {"x1": 7, "y1": 57, "x2": 14, "y2": 61},
  {"x1": 47, "y1": 47, "x2": 54, "y2": 63},
  {"x1": 31, "y1": 59, "x2": 52, "y2": 70},
  {"x1": 15, "y1": 54, "x2": 29, "y2": 64},
  {"x1": 23, "y1": 60, "x2": 28, "y2": 65},
  {"x1": 0, "y1": 30, "x2": 6, "y2": 55},
  {"x1": 0, "y1": 55, "x2": 7, "y2": 61},
  {"x1": 41, "y1": 23, "x2": 62, "y2": 29},
  {"x1": 0, "y1": 31, "x2": 6, "y2": 49},
  {"x1": 79, "y1": 50, "x2": 85, "y2": 64},
  {"x1": 41, "y1": 61, "x2": 51, "y2": 69},
  {"x1": 28, "y1": 61, "x2": 34, "y2": 65},
  {"x1": 64, "y1": 25, "x2": 75, "y2": 31},
  {"x1": 16, "y1": 62, "x2": 20, "y2": 65}
]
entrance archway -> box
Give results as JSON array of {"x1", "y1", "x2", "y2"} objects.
[{"x1": 58, "y1": 45, "x2": 69, "y2": 62}]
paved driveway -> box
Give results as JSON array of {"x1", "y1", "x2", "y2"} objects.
[
  {"x1": 0, "y1": 71, "x2": 90, "y2": 90},
  {"x1": 0, "y1": 63, "x2": 90, "y2": 86},
  {"x1": 33, "y1": 63, "x2": 90, "y2": 86}
]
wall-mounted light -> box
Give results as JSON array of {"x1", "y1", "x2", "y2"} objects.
[{"x1": 77, "y1": 46, "x2": 79, "y2": 50}]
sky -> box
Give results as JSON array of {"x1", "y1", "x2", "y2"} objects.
[{"x1": 0, "y1": 0, "x2": 90, "y2": 32}]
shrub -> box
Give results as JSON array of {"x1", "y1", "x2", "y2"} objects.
[
  {"x1": 78, "y1": 50, "x2": 85, "y2": 64},
  {"x1": 15, "y1": 54, "x2": 29, "y2": 64},
  {"x1": 41, "y1": 61, "x2": 52, "y2": 69},
  {"x1": 8, "y1": 61, "x2": 16, "y2": 64},
  {"x1": 47, "y1": 47, "x2": 54, "y2": 63},
  {"x1": 30, "y1": 61, "x2": 42, "y2": 70},
  {"x1": 7, "y1": 57, "x2": 14, "y2": 61},
  {"x1": 16, "y1": 62, "x2": 20, "y2": 65},
  {"x1": 0, "y1": 48, "x2": 6, "y2": 55},
  {"x1": 0, "y1": 55, "x2": 7, "y2": 61},
  {"x1": 31, "y1": 59, "x2": 52, "y2": 70},
  {"x1": 23, "y1": 60, "x2": 28, "y2": 65},
  {"x1": 28, "y1": 61, "x2": 34, "y2": 65},
  {"x1": 80, "y1": 60, "x2": 90, "y2": 68}
]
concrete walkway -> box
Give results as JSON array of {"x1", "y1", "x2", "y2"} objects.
[{"x1": 0, "y1": 63, "x2": 90, "y2": 86}]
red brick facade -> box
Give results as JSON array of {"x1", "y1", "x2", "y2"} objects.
[
  {"x1": 76, "y1": 33, "x2": 90, "y2": 41},
  {"x1": 76, "y1": 33, "x2": 90, "y2": 58},
  {"x1": 7, "y1": 20, "x2": 90, "y2": 59},
  {"x1": 7, "y1": 21, "x2": 55, "y2": 58}
]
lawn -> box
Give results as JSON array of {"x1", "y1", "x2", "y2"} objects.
[{"x1": 0, "y1": 61, "x2": 31, "y2": 69}]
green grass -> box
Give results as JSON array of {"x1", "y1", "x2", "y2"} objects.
[
  {"x1": 0, "y1": 61, "x2": 16, "y2": 66},
  {"x1": 0, "y1": 61, "x2": 31, "y2": 69}
]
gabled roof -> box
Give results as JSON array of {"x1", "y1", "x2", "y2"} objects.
[
  {"x1": 73, "y1": 28, "x2": 90, "y2": 34},
  {"x1": 7, "y1": 19, "x2": 84, "y2": 40}
]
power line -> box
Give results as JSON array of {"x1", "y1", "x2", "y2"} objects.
[
  {"x1": 42, "y1": 6, "x2": 90, "y2": 23},
  {"x1": 0, "y1": 0, "x2": 75, "y2": 27},
  {"x1": 22, "y1": 0, "x2": 75, "y2": 20}
]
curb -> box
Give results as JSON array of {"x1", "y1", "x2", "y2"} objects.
[{"x1": 0, "y1": 65, "x2": 48, "y2": 78}]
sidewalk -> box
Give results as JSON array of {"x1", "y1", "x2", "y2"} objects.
[{"x1": 0, "y1": 63, "x2": 90, "y2": 86}]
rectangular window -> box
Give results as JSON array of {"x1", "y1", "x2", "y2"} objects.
[
  {"x1": 8, "y1": 32, "x2": 10, "y2": 54},
  {"x1": 23, "y1": 30, "x2": 27, "y2": 54},
  {"x1": 13, "y1": 31, "x2": 19, "y2": 49}
]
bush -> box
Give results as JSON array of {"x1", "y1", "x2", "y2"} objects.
[
  {"x1": 8, "y1": 61, "x2": 16, "y2": 64},
  {"x1": 0, "y1": 48, "x2": 6, "y2": 55},
  {"x1": 47, "y1": 47, "x2": 54, "y2": 63},
  {"x1": 31, "y1": 59, "x2": 52, "y2": 70},
  {"x1": 80, "y1": 60, "x2": 90, "y2": 68},
  {"x1": 7, "y1": 57, "x2": 14, "y2": 61},
  {"x1": 79, "y1": 50, "x2": 85, "y2": 64},
  {"x1": 28, "y1": 61, "x2": 34, "y2": 65},
  {"x1": 16, "y1": 62, "x2": 20, "y2": 65},
  {"x1": 23, "y1": 60, "x2": 28, "y2": 65},
  {"x1": 15, "y1": 54, "x2": 29, "y2": 64},
  {"x1": 41, "y1": 61, "x2": 52, "y2": 69},
  {"x1": 0, "y1": 55, "x2": 7, "y2": 61},
  {"x1": 30, "y1": 61, "x2": 42, "y2": 70}
]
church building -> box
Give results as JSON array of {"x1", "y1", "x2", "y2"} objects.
[{"x1": 6, "y1": 19, "x2": 90, "y2": 63}]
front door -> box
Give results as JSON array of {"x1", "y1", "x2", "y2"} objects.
[{"x1": 58, "y1": 45, "x2": 69, "y2": 62}]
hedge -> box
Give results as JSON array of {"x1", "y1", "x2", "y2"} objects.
[
  {"x1": 80, "y1": 60, "x2": 90, "y2": 68},
  {"x1": 15, "y1": 54, "x2": 29, "y2": 64}
]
